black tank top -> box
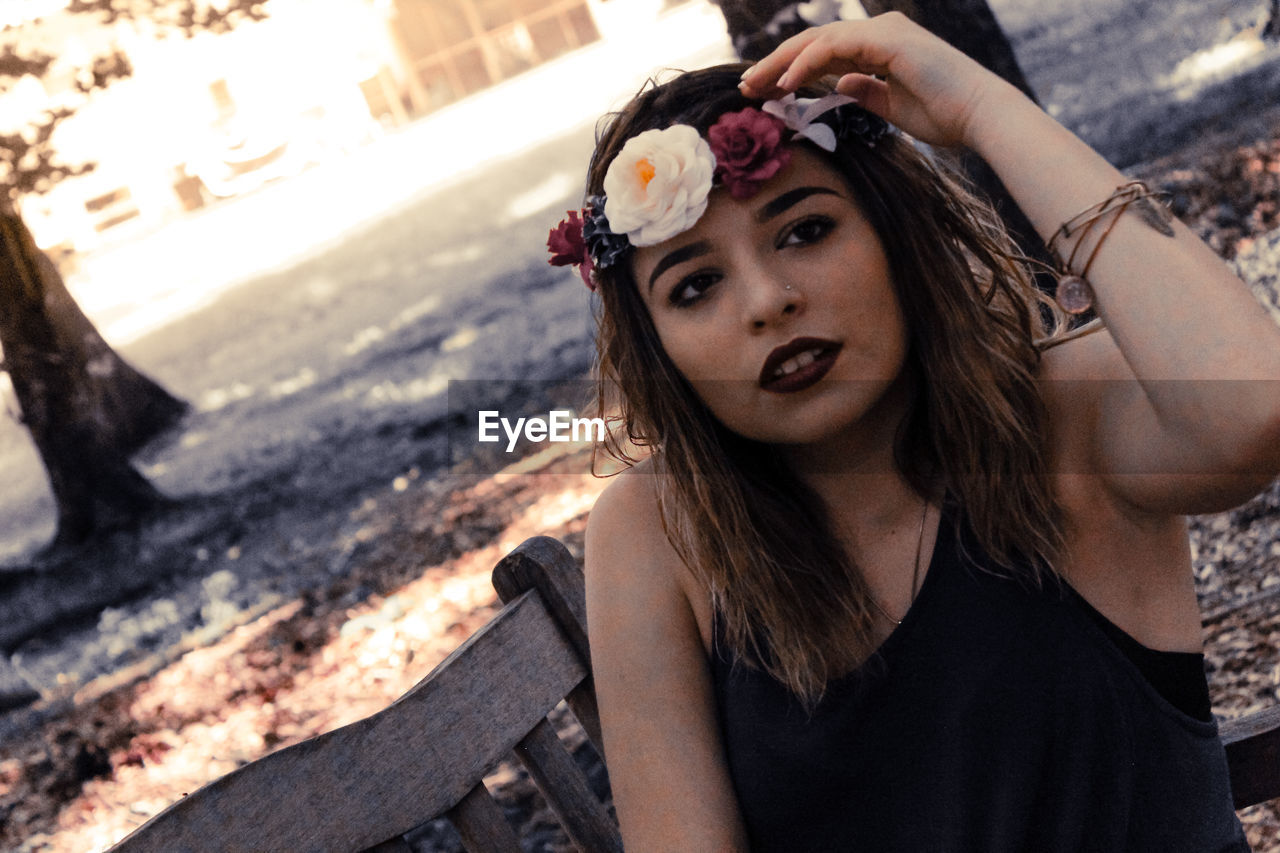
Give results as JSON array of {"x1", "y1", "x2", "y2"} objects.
[{"x1": 710, "y1": 499, "x2": 1249, "y2": 852}]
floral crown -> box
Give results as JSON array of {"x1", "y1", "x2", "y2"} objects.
[{"x1": 547, "y1": 93, "x2": 889, "y2": 290}]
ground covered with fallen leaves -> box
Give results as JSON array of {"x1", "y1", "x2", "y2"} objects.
[
  {"x1": 0, "y1": 442, "x2": 615, "y2": 852},
  {"x1": 3, "y1": 115, "x2": 1280, "y2": 853}
]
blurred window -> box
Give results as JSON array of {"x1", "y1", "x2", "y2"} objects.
[
  {"x1": 84, "y1": 186, "x2": 140, "y2": 232},
  {"x1": 210, "y1": 79, "x2": 236, "y2": 120},
  {"x1": 390, "y1": 0, "x2": 601, "y2": 116}
]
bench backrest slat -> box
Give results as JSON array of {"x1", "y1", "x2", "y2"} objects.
[
  {"x1": 1220, "y1": 703, "x2": 1280, "y2": 810},
  {"x1": 515, "y1": 717, "x2": 623, "y2": 852},
  {"x1": 109, "y1": 589, "x2": 586, "y2": 853},
  {"x1": 446, "y1": 781, "x2": 524, "y2": 853},
  {"x1": 493, "y1": 538, "x2": 604, "y2": 751}
]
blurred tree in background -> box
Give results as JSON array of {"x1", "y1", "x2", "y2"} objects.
[
  {"x1": 858, "y1": 0, "x2": 1048, "y2": 273},
  {"x1": 0, "y1": 1, "x2": 268, "y2": 551},
  {"x1": 711, "y1": 0, "x2": 843, "y2": 61}
]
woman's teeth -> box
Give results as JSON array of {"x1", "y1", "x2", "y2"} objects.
[{"x1": 774, "y1": 348, "x2": 822, "y2": 377}]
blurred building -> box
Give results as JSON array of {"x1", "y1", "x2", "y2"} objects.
[
  {"x1": 13, "y1": 0, "x2": 673, "y2": 259},
  {"x1": 382, "y1": 0, "x2": 605, "y2": 119}
]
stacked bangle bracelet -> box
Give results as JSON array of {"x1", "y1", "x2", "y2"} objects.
[{"x1": 1046, "y1": 181, "x2": 1175, "y2": 314}]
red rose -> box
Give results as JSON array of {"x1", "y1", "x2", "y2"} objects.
[
  {"x1": 708, "y1": 108, "x2": 792, "y2": 200},
  {"x1": 577, "y1": 253, "x2": 596, "y2": 290},
  {"x1": 547, "y1": 209, "x2": 597, "y2": 290},
  {"x1": 547, "y1": 210, "x2": 587, "y2": 266}
]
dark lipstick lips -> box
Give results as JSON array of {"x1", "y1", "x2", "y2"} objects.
[{"x1": 759, "y1": 337, "x2": 842, "y2": 393}]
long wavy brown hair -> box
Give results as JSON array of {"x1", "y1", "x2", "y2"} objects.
[{"x1": 586, "y1": 64, "x2": 1072, "y2": 706}]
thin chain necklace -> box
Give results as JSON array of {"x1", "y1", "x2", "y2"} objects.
[{"x1": 869, "y1": 499, "x2": 930, "y2": 626}]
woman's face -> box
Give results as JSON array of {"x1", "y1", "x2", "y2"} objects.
[{"x1": 630, "y1": 146, "x2": 909, "y2": 448}]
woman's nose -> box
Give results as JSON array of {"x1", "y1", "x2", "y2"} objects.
[{"x1": 747, "y1": 277, "x2": 802, "y2": 330}]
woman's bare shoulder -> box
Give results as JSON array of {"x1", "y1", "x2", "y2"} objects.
[
  {"x1": 588, "y1": 461, "x2": 712, "y2": 611},
  {"x1": 585, "y1": 461, "x2": 693, "y2": 614},
  {"x1": 587, "y1": 460, "x2": 661, "y2": 532},
  {"x1": 586, "y1": 463, "x2": 671, "y2": 576},
  {"x1": 583, "y1": 465, "x2": 749, "y2": 847},
  {"x1": 586, "y1": 460, "x2": 717, "y2": 655}
]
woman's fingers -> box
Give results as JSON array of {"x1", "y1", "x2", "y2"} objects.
[
  {"x1": 834, "y1": 73, "x2": 891, "y2": 116},
  {"x1": 738, "y1": 26, "x2": 822, "y2": 94},
  {"x1": 740, "y1": 18, "x2": 902, "y2": 95},
  {"x1": 783, "y1": 17, "x2": 906, "y2": 89},
  {"x1": 740, "y1": 15, "x2": 1009, "y2": 148},
  {"x1": 780, "y1": 38, "x2": 892, "y2": 91}
]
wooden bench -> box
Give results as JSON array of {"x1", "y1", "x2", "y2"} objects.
[
  {"x1": 108, "y1": 536, "x2": 1280, "y2": 852},
  {"x1": 107, "y1": 537, "x2": 619, "y2": 853}
]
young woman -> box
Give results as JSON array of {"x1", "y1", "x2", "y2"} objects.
[{"x1": 548, "y1": 14, "x2": 1280, "y2": 850}]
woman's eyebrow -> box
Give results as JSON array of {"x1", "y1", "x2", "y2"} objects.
[
  {"x1": 648, "y1": 240, "x2": 712, "y2": 291},
  {"x1": 757, "y1": 186, "x2": 841, "y2": 223}
]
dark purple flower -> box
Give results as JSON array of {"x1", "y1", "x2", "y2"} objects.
[
  {"x1": 708, "y1": 107, "x2": 792, "y2": 200},
  {"x1": 582, "y1": 196, "x2": 630, "y2": 274},
  {"x1": 824, "y1": 102, "x2": 889, "y2": 148}
]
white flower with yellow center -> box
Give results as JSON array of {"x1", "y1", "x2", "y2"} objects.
[{"x1": 602, "y1": 125, "x2": 716, "y2": 247}]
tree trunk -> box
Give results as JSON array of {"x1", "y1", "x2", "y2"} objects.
[
  {"x1": 0, "y1": 204, "x2": 181, "y2": 548},
  {"x1": 860, "y1": 0, "x2": 1054, "y2": 281},
  {"x1": 859, "y1": 0, "x2": 1036, "y2": 101},
  {"x1": 37, "y1": 248, "x2": 188, "y2": 455}
]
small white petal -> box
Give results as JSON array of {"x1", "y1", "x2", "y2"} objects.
[{"x1": 799, "y1": 124, "x2": 838, "y2": 152}]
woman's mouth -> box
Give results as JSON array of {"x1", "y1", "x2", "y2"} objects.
[{"x1": 759, "y1": 338, "x2": 842, "y2": 393}]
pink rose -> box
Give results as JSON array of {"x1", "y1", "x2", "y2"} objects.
[{"x1": 708, "y1": 108, "x2": 792, "y2": 200}]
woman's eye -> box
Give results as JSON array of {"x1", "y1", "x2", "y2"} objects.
[
  {"x1": 669, "y1": 272, "x2": 719, "y2": 307},
  {"x1": 778, "y1": 215, "x2": 835, "y2": 249}
]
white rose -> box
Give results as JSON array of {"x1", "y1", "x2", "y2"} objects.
[{"x1": 603, "y1": 125, "x2": 716, "y2": 247}]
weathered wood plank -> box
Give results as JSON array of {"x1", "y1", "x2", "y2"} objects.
[
  {"x1": 1221, "y1": 703, "x2": 1280, "y2": 809},
  {"x1": 108, "y1": 591, "x2": 587, "y2": 853},
  {"x1": 493, "y1": 537, "x2": 604, "y2": 751},
  {"x1": 493, "y1": 538, "x2": 589, "y2": 659},
  {"x1": 515, "y1": 718, "x2": 623, "y2": 853},
  {"x1": 564, "y1": 678, "x2": 604, "y2": 755},
  {"x1": 447, "y1": 781, "x2": 522, "y2": 853}
]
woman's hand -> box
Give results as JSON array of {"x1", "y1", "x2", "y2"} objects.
[{"x1": 738, "y1": 13, "x2": 1021, "y2": 149}]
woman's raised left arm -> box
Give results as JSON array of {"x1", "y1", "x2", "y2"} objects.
[{"x1": 742, "y1": 13, "x2": 1280, "y2": 512}]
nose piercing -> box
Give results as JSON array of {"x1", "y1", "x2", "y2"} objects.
[{"x1": 784, "y1": 284, "x2": 794, "y2": 291}]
